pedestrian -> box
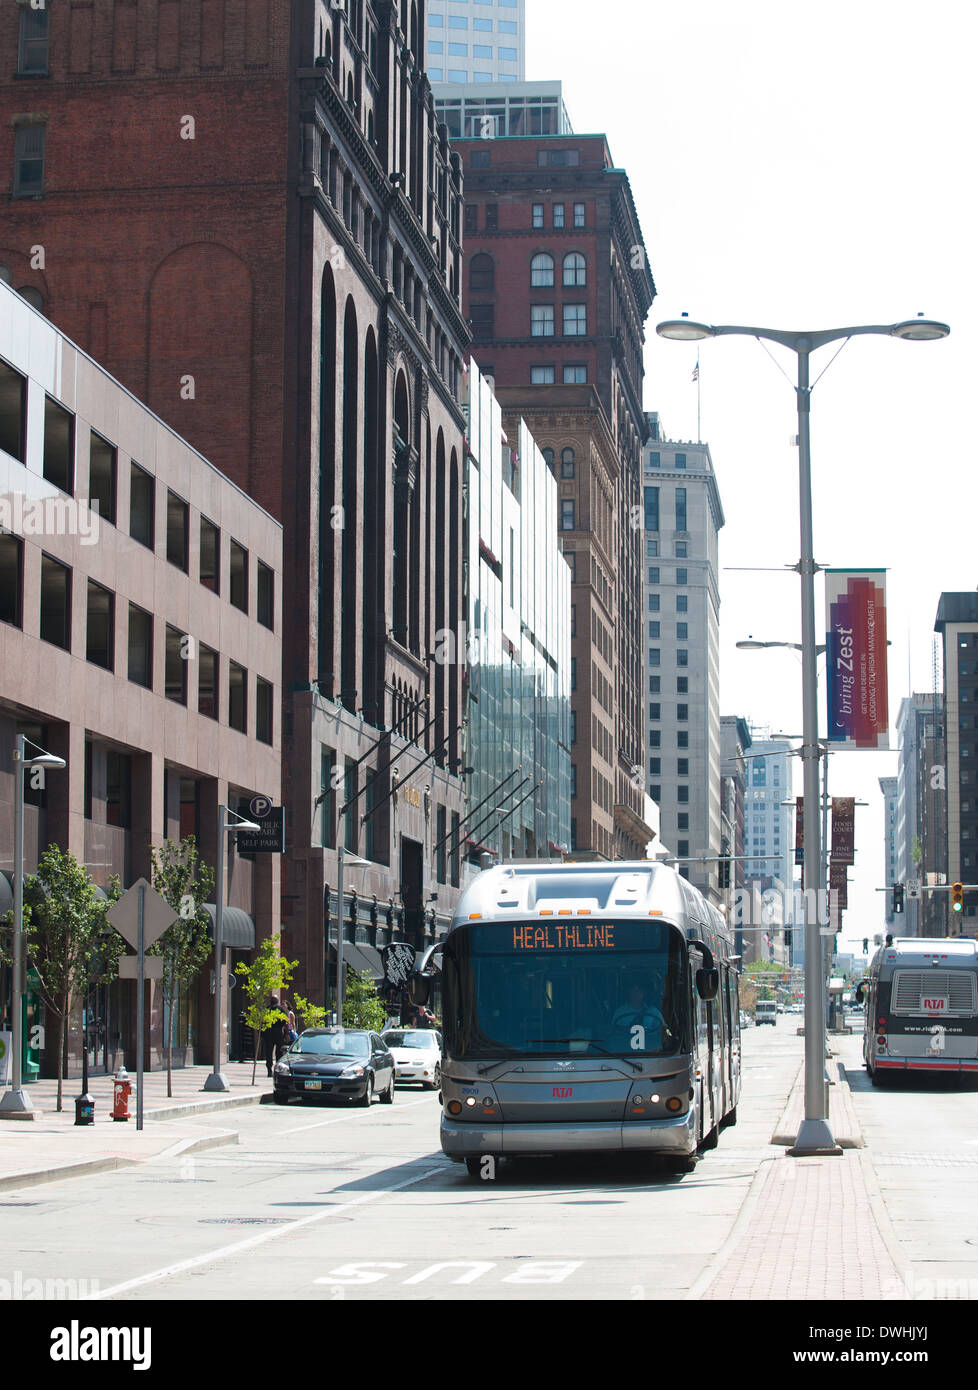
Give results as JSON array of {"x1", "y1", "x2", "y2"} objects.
[
  {"x1": 284, "y1": 999, "x2": 298, "y2": 1043},
  {"x1": 263, "y1": 996, "x2": 290, "y2": 1077}
]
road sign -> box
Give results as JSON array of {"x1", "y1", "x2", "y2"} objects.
[
  {"x1": 249, "y1": 795, "x2": 273, "y2": 820},
  {"x1": 118, "y1": 956, "x2": 164, "y2": 980},
  {"x1": 106, "y1": 878, "x2": 177, "y2": 950},
  {"x1": 906, "y1": 880, "x2": 921, "y2": 899},
  {"x1": 237, "y1": 807, "x2": 285, "y2": 854}
]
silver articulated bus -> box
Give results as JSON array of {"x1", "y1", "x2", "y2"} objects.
[
  {"x1": 857, "y1": 937, "x2": 978, "y2": 1083},
  {"x1": 425, "y1": 861, "x2": 741, "y2": 1178}
]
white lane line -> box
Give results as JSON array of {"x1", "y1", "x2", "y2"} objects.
[
  {"x1": 88, "y1": 1164, "x2": 444, "y2": 1301},
  {"x1": 280, "y1": 1097, "x2": 433, "y2": 1136}
]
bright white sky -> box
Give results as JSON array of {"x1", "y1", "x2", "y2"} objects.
[{"x1": 525, "y1": 0, "x2": 975, "y2": 948}]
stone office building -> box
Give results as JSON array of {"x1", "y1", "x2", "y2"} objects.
[{"x1": 0, "y1": 0, "x2": 471, "y2": 1001}]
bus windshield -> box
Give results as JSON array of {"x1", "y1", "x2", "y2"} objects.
[{"x1": 443, "y1": 919, "x2": 690, "y2": 1060}]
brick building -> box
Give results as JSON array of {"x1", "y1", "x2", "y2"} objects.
[
  {"x1": 0, "y1": 0, "x2": 471, "y2": 1004},
  {"x1": 458, "y1": 133, "x2": 655, "y2": 859}
]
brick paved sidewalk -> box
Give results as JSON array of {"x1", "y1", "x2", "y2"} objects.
[{"x1": 697, "y1": 1152, "x2": 904, "y2": 1300}]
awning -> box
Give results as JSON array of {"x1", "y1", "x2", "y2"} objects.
[
  {"x1": 329, "y1": 943, "x2": 384, "y2": 981},
  {"x1": 202, "y1": 904, "x2": 256, "y2": 950},
  {"x1": 0, "y1": 871, "x2": 12, "y2": 919}
]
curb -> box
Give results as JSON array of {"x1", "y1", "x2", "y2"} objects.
[
  {"x1": 0, "y1": 1127, "x2": 240, "y2": 1194},
  {"x1": 685, "y1": 1152, "x2": 779, "y2": 1300},
  {"x1": 141, "y1": 1092, "x2": 270, "y2": 1122},
  {"x1": 770, "y1": 1056, "x2": 865, "y2": 1149}
]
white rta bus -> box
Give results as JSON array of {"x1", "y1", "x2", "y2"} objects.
[
  {"x1": 856, "y1": 937, "x2": 978, "y2": 1083},
  {"x1": 420, "y1": 861, "x2": 741, "y2": 1178}
]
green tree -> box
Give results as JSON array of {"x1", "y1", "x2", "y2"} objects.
[
  {"x1": 343, "y1": 968, "x2": 386, "y2": 1031},
  {"x1": 148, "y1": 837, "x2": 215, "y2": 1098},
  {"x1": 1, "y1": 846, "x2": 124, "y2": 1111},
  {"x1": 293, "y1": 993, "x2": 328, "y2": 1032},
  {"x1": 235, "y1": 935, "x2": 297, "y2": 1084}
]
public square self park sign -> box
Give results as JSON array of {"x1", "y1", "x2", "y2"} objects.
[{"x1": 825, "y1": 569, "x2": 889, "y2": 749}]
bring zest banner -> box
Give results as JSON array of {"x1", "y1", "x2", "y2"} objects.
[{"x1": 825, "y1": 569, "x2": 889, "y2": 749}]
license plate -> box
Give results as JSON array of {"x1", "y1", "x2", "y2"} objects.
[{"x1": 305, "y1": 1080, "x2": 323, "y2": 1091}]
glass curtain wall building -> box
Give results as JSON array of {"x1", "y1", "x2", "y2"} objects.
[{"x1": 463, "y1": 361, "x2": 571, "y2": 867}]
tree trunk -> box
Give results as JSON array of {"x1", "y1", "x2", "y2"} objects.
[
  {"x1": 56, "y1": 996, "x2": 67, "y2": 1112},
  {"x1": 166, "y1": 959, "x2": 175, "y2": 1099},
  {"x1": 251, "y1": 1029, "x2": 259, "y2": 1086}
]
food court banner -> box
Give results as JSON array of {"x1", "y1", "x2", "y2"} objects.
[{"x1": 825, "y1": 569, "x2": 889, "y2": 749}]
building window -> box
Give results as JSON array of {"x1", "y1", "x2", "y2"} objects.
[
  {"x1": 677, "y1": 568, "x2": 687, "y2": 585},
  {"x1": 40, "y1": 554, "x2": 71, "y2": 650},
  {"x1": 644, "y1": 486, "x2": 659, "y2": 532},
  {"x1": 197, "y1": 644, "x2": 218, "y2": 719},
  {"x1": 531, "y1": 365, "x2": 555, "y2": 384},
  {"x1": 677, "y1": 785, "x2": 689, "y2": 804},
  {"x1": 562, "y1": 364, "x2": 587, "y2": 384},
  {"x1": 464, "y1": 203, "x2": 477, "y2": 233},
  {"x1": 648, "y1": 567, "x2": 660, "y2": 584},
  {"x1": 563, "y1": 253, "x2": 586, "y2": 287},
  {"x1": 678, "y1": 759, "x2": 689, "y2": 775},
  {"x1": 470, "y1": 252, "x2": 494, "y2": 292},
  {"x1": 128, "y1": 604, "x2": 153, "y2": 689},
  {"x1": 677, "y1": 649, "x2": 688, "y2": 667},
  {"x1": 531, "y1": 303, "x2": 555, "y2": 336},
  {"x1": 677, "y1": 680, "x2": 689, "y2": 698},
  {"x1": 677, "y1": 731, "x2": 689, "y2": 748},
  {"x1": 649, "y1": 758, "x2": 660, "y2": 774},
  {"x1": 229, "y1": 540, "x2": 248, "y2": 612},
  {"x1": 570, "y1": 710, "x2": 577, "y2": 745},
  {"x1": 13, "y1": 124, "x2": 45, "y2": 198},
  {"x1": 560, "y1": 447, "x2": 575, "y2": 478},
  {"x1": 649, "y1": 703, "x2": 660, "y2": 720},
  {"x1": 229, "y1": 661, "x2": 247, "y2": 733},
  {"x1": 257, "y1": 560, "x2": 274, "y2": 629},
  {"x1": 648, "y1": 648, "x2": 660, "y2": 666},
  {"x1": 648, "y1": 451, "x2": 660, "y2": 469},
  {"x1": 648, "y1": 621, "x2": 660, "y2": 638},
  {"x1": 553, "y1": 203, "x2": 565, "y2": 227},
  {"x1": 570, "y1": 657, "x2": 576, "y2": 691},
  {"x1": 573, "y1": 202, "x2": 585, "y2": 227},
  {"x1": 530, "y1": 252, "x2": 554, "y2": 288},
  {"x1": 256, "y1": 677, "x2": 274, "y2": 744},
  {"x1": 678, "y1": 840, "x2": 689, "y2": 858},
  {"x1": 677, "y1": 594, "x2": 688, "y2": 612},
  {"x1": 563, "y1": 303, "x2": 586, "y2": 336},
  {"x1": 538, "y1": 149, "x2": 580, "y2": 167},
  {"x1": 649, "y1": 731, "x2": 661, "y2": 748},
  {"x1": 675, "y1": 487, "x2": 687, "y2": 532},
  {"x1": 675, "y1": 542, "x2": 687, "y2": 557},
  {"x1": 648, "y1": 593, "x2": 659, "y2": 611},
  {"x1": 677, "y1": 623, "x2": 688, "y2": 640},
  {"x1": 570, "y1": 763, "x2": 577, "y2": 798},
  {"x1": 560, "y1": 499, "x2": 575, "y2": 530},
  {"x1": 43, "y1": 398, "x2": 74, "y2": 494},
  {"x1": 469, "y1": 303, "x2": 494, "y2": 341},
  {"x1": 0, "y1": 534, "x2": 24, "y2": 628},
  {"x1": 646, "y1": 539, "x2": 658, "y2": 557},
  {"x1": 649, "y1": 676, "x2": 660, "y2": 693},
  {"x1": 129, "y1": 462, "x2": 155, "y2": 549},
  {"x1": 200, "y1": 518, "x2": 220, "y2": 593},
  {"x1": 650, "y1": 785, "x2": 660, "y2": 801},
  {"x1": 485, "y1": 203, "x2": 498, "y2": 230},
  {"x1": 675, "y1": 453, "x2": 687, "y2": 470},
  {"x1": 678, "y1": 813, "x2": 689, "y2": 831},
  {"x1": 532, "y1": 204, "x2": 544, "y2": 228},
  {"x1": 0, "y1": 358, "x2": 27, "y2": 462},
  {"x1": 678, "y1": 703, "x2": 689, "y2": 720},
  {"x1": 89, "y1": 433, "x2": 117, "y2": 526},
  {"x1": 166, "y1": 491, "x2": 189, "y2": 571},
  {"x1": 165, "y1": 626, "x2": 187, "y2": 704},
  {"x1": 18, "y1": 6, "x2": 50, "y2": 74}
]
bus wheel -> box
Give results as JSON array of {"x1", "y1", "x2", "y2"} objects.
[{"x1": 869, "y1": 1067, "x2": 887, "y2": 1087}]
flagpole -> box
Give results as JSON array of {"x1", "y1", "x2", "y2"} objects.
[{"x1": 696, "y1": 354, "x2": 701, "y2": 442}]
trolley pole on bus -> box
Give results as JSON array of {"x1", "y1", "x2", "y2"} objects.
[{"x1": 658, "y1": 312, "x2": 948, "y2": 1157}]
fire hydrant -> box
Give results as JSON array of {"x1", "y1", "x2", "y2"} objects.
[{"x1": 112, "y1": 1066, "x2": 132, "y2": 1122}]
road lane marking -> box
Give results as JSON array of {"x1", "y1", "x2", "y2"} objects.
[
  {"x1": 88, "y1": 1164, "x2": 444, "y2": 1300},
  {"x1": 279, "y1": 1097, "x2": 433, "y2": 1136}
]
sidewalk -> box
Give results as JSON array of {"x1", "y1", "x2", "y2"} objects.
[
  {"x1": 0, "y1": 1062, "x2": 272, "y2": 1193},
  {"x1": 689, "y1": 1040, "x2": 909, "y2": 1300}
]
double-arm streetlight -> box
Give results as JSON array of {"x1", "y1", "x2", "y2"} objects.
[
  {"x1": 1, "y1": 736, "x2": 66, "y2": 1119},
  {"x1": 660, "y1": 314, "x2": 948, "y2": 1155}
]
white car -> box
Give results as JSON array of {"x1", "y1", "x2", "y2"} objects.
[{"x1": 380, "y1": 1029, "x2": 442, "y2": 1090}]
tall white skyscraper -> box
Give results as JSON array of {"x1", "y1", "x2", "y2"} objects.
[{"x1": 425, "y1": 0, "x2": 526, "y2": 85}]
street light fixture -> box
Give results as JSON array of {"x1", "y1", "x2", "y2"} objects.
[
  {"x1": 0, "y1": 736, "x2": 66, "y2": 1120},
  {"x1": 203, "y1": 805, "x2": 260, "y2": 1094},
  {"x1": 660, "y1": 311, "x2": 948, "y2": 1156}
]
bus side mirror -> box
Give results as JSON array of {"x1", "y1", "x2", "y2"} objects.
[
  {"x1": 696, "y1": 968, "x2": 719, "y2": 1001},
  {"x1": 854, "y1": 981, "x2": 866, "y2": 1004},
  {"x1": 407, "y1": 974, "x2": 431, "y2": 1006}
]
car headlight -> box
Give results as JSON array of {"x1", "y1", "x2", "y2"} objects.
[
  {"x1": 273, "y1": 1062, "x2": 291, "y2": 1075},
  {"x1": 340, "y1": 1065, "x2": 365, "y2": 1078}
]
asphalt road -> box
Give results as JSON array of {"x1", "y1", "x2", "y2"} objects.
[{"x1": 1, "y1": 1027, "x2": 802, "y2": 1303}]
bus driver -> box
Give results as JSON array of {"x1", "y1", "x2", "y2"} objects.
[{"x1": 612, "y1": 981, "x2": 666, "y2": 1044}]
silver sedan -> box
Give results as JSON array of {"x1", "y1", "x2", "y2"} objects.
[{"x1": 381, "y1": 1029, "x2": 442, "y2": 1090}]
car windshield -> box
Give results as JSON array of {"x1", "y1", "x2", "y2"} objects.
[
  {"x1": 382, "y1": 1031, "x2": 436, "y2": 1049},
  {"x1": 289, "y1": 1033, "x2": 369, "y2": 1059}
]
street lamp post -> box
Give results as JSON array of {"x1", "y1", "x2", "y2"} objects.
[
  {"x1": 0, "y1": 735, "x2": 66, "y2": 1120},
  {"x1": 203, "y1": 804, "x2": 260, "y2": 1093},
  {"x1": 334, "y1": 846, "x2": 371, "y2": 1026},
  {"x1": 663, "y1": 314, "x2": 948, "y2": 1154}
]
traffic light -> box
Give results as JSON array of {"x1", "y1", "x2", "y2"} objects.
[
  {"x1": 718, "y1": 856, "x2": 730, "y2": 889},
  {"x1": 892, "y1": 884, "x2": 904, "y2": 914},
  {"x1": 952, "y1": 882, "x2": 964, "y2": 914},
  {"x1": 862, "y1": 938, "x2": 869, "y2": 954}
]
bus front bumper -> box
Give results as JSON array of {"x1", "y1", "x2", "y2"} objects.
[{"x1": 440, "y1": 1110, "x2": 697, "y2": 1159}]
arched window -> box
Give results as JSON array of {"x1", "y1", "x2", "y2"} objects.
[
  {"x1": 17, "y1": 286, "x2": 42, "y2": 311},
  {"x1": 563, "y1": 252, "x2": 586, "y2": 287},
  {"x1": 469, "y1": 253, "x2": 494, "y2": 292},
  {"x1": 542, "y1": 448, "x2": 555, "y2": 469},
  {"x1": 561, "y1": 447, "x2": 575, "y2": 479},
  {"x1": 0, "y1": 266, "x2": 11, "y2": 283},
  {"x1": 530, "y1": 253, "x2": 554, "y2": 288}
]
